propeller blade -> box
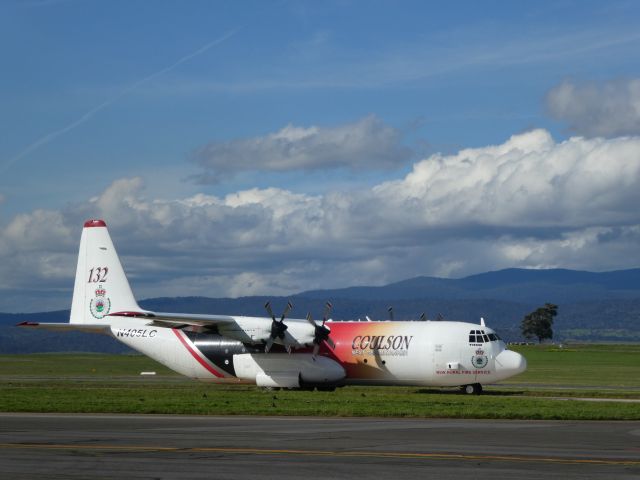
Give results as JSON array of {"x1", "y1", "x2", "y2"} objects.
[
  {"x1": 285, "y1": 344, "x2": 292, "y2": 354},
  {"x1": 306, "y1": 312, "x2": 316, "y2": 328},
  {"x1": 264, "y1": 338, "x2": 274, "y2": 353},
  {"x1": 264, "y1": 301, "x2": 276, "y2": 321},
  {"x1": 419, "y1": 312, "x2": 426, "y2": 321},
  {"x1": 326, "y1": 337, "x2": 336, "y2": 349},
  {"x1": 312, "y1": 344, "x2": 320, "y2": 358},
  {"x1": 280, "y1": 301, "x2": 293, "y2": 322},
  {"x1": 388, "y1": 306, "x2": 394, "y2": 321},
  {"x1": 322, "y1": 302, "x2": 333, "y2": 325}
]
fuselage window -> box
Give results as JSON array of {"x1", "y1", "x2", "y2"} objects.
[
  {"x1": 482, "y1": 334, "x2": 489, "y2": 342},
  {"x1": 488, "y1": 333, "x2": 497, "y2": 341}
]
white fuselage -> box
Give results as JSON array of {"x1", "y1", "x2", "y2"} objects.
[{"x1": 108, "y1": 316, "x2": 526, "y2": 388}]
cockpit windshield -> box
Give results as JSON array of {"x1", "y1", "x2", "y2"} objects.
[{"x1": 468, "y1": 329, "x2": 501, "y2": 344}]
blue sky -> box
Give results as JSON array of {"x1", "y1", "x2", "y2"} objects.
[{"x1": 2, "y1": 0, "x2": 640, "y2": 311}]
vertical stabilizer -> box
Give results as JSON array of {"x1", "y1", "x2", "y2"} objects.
[{"x1": 70, "y1": 220, "x2": 141, "y2": 324}]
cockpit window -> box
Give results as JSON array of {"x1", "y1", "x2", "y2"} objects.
[
  {"x1": 469, "y1": 330, "x2": 486, "y2": 343},
  {"x1": 470, "y1": 329, "x2": 502, "y2": 343}
]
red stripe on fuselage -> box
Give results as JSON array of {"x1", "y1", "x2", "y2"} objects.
[{"x1": 172, "y1": 329, "x2": 225, "y2": 378}]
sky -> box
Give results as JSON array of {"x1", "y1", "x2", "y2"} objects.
[{"x1": 1, "y1": 0, "x2": 640, "y2": 312}]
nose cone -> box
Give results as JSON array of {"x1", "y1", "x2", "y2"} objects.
[{"x1": 495, "y1": 349, "x2": 527, "y2": 379}]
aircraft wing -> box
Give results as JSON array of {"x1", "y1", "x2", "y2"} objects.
[
  {"x1": 107, "y1": 310, "x2": 238, "y2": 328},
  {"x1": 108, "y1": 310, "x2": 266, "y2": 344},
  {"x1": 152, "y1": 314, "x2": 241, "y2": 331},
  {"x1": 20, "y1": 311, "x2": 278, "y2": 345},
  {"x1": 17, "y1": 322, "x2": 113, "y2": 335}
]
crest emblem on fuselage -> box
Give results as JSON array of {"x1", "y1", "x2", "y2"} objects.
[
  {"x1": 90, "y1": 285, "x2": 111, "y2": 319},
  {"x1": 471, "y1": 348, "x2": 488, "y2": 369}
]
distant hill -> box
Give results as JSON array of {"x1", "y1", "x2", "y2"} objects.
[
  {"x1": 1, "y1": 268, "x2": 639, "y2": 353},
  {"x1": 299, "y1": 268, "x2": 640, "y2": 304}
]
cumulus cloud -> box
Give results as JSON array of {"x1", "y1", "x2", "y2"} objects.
[
  {"x1": 547, "y1": 78, "x2": 640, "y2": 137},
  {"x1": 373, "y1": 129, "x2": 640, "y2": 229},
  {"x1": 2, "y1": 129, "x2": 640, "y2": 311},
  {"x1": 191, "y1": 115, "x2": 412, "y2": 182}
]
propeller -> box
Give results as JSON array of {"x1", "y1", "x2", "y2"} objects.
[
  {"x1": 264, "y1": 300, "x2": 293, "y2": 353},
  {"x1": 306, "y1": 302, "x2": 336, "y2": 358}
]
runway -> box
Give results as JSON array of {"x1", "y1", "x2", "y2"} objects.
[{"x1": 1, "y1": 414, "x2": 638, "y2": 479}]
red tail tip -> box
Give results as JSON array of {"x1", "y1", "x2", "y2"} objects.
[{"x1": 84, "y1": 219, "x2": 107, "y2": 228}]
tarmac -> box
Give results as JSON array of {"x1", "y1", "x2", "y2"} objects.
[{"x1": 0, "y1": 413, "x2": 638, "y2": 479}]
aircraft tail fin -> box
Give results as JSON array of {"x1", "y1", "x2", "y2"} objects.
[{"x1": 70, "y1": 220, "x2": 141, "y2": 324}]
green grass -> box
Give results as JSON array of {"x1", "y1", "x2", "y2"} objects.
[
  {"x1": 0, "y1": 345, "x2": 639, "y2": 420},
  {"x1": 0, "y1": 353, "x2": 177, "y2": 377},
  {"x1": 1, "y1": 382, "x2": 638, "y2": 420},
  {"x1": 506, "y1": 343, "x2": 640, "y2": 387}
]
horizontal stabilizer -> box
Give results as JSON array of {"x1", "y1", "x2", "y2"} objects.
[{"x1": 17, "y1": 322, "x2": 113, "y2": 335}]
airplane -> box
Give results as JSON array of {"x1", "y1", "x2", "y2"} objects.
[{"x1": 19, "y1": 219, "x2": 527, "y2": 394}]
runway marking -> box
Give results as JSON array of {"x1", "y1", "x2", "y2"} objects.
[{"x1": 0, "y1": 443, "x2": 638, "y2": 466}]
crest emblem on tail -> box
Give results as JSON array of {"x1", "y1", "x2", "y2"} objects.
[{"x1": 90, "y1": 285, "x2": 111, "y2": 319}]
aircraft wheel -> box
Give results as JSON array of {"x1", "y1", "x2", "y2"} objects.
[{"x1": 463, "y1": 383, "x2": 483, "y2": 395}]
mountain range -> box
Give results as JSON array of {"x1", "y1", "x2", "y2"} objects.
[{"x1": 2, "y1": 268, "x2": 639, "y2": 353}]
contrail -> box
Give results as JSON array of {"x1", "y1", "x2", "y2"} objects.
[{"x1": 1, "y1": 29, "x2": 238, "y2": 174}]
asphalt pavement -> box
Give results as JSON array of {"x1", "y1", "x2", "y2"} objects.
[{"x1": 0, "y1": 413, "x2": 638, "y2": 479}]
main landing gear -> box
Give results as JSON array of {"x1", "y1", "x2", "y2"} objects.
[{"x1": 461, "y1": 383, "x2": 483, "y2": 395}]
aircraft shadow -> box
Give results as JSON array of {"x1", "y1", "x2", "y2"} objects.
[{"x1": 414, "y1": 388, "x2": 525, "y2": 396}]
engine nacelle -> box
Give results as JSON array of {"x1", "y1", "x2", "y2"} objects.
[
  {"x1": 234, "y1": 353, "x2": 345, "y2": 388},
  {"x1": 220, "y1": 317, "x2": 317, "y2": 348}
]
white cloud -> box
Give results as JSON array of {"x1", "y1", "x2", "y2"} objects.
[
  {"x1": 547, "y1": 78, "x2": 640, "y2": 137},
  {"x1": 373, "y1": 129, "x2": 640, "y2": 229},
  {"x1": 191, "y1": 115, "x2": 412, "y2": 181},
  {"x1": 2, "y1": 129, "x2": 640, "y2": 311}
]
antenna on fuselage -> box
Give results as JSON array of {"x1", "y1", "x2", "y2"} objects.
[
  {"x1": 388, "y1": 306, "x2": 394, "y2": 321},
  {"x1": 419, "y1": 312, "x2": 426, "y2": 321}
]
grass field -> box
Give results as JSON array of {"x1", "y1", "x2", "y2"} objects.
[
  {"x1": 0, "y1": 344, "x2": 639, "y2": 420},
  {"x1": 507, "y1": 344, "x2": 640, "y2": 388}
]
